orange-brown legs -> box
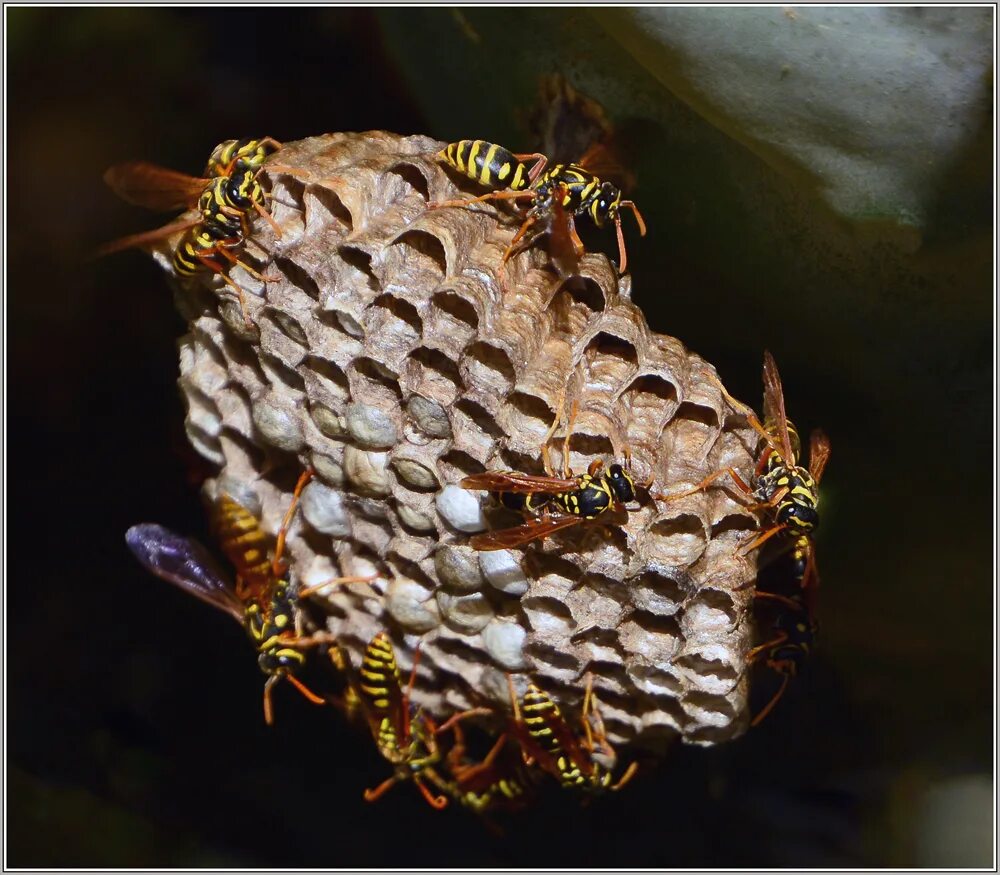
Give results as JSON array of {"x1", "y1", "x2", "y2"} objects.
[
  {"x1": 512, "y1": 152, "x2": 548, "y2": 183},
  {"x1": 434, "y1": 707, "x2": 494, "y2": 736},
  {"x1": 251, "y1": 196, "x2": 283, "y2": 238},
  {"x1": 746, "y1": 631, "x2": 789, "y2": 664},
  {"x1": 195, "y1": 252, "x2": 253, "y2": 328},
  {"x1": 262, "y1": 670, "x2": 327, "y2": 726},
  {"x1": 272, "y1": 468, "x2": 314, "y2": 577},
  {"x1": 297, "y1": 574, "x2": 379, "y2": 599},
  {"x1": 562, "y1": 400, "x2": 581, "y2": 479},
  {"x1": 430, "y1": 188, "x2": 537, "y2": 211},
  {"x1": 655, "y1": 466, "x2": 753, "y2": 503},
  {"x1": 736, "y1": 521, "x2": 787, "y2": 556},
  {"x1": 540, "y1": 389, "x2": 568, "y2": 476}
]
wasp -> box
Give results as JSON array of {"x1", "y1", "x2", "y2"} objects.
[
  {"x1": 507, "y1": 675, "x2": 637, "y2": 795},
  {"x1": 659, "y1": 351, "x2": 831, "y2": 595},
  {"x1": 125, "y1": 469, "x2": 343, "y2": 725},
  {"x1": 353, "y1": 631, "x2": 458, "y2": 810},
  {"x1": 97, "y1": 137, "x2": 282, "y2": 325},
  {"x1": 433, "y1": 140, "x2": 646, "y2": 274},
  {"x1": 443, "y1": 724, "x2": 535, "y2": 814},
  {"x1": 747, "y1": 588, "x2": 816, "y2": 726},
  {"x1": 460, "y1": 400, "x2": 644, "y2": 550}
]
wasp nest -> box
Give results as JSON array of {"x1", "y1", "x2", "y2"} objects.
[{"x1": 161, "y1": 131, "x2": 759, "y2": 755}]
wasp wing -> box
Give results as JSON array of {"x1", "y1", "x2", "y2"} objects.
[
  {"x1": 103, "y1": 162, "x2": 211, "y2": 212},
  {"x1": 125, "y1": 523, "x2": 243, "y2": 621},
  {"x1": 461, "y1": 472, "x2": 579, "y2": 494},
  {"x1": 93, "y1": 216, "x2": 201, "y2": 259},
  {"x1": 469, "y1": 514, "x2": 584, "y2": 551},
  {"x1": 808, "y1": 428, "x2": 831, "y2": 484},
  {"x1": 576, "y1": 141, "x2": 635, "y2": 191},
  {"x1": 761, "y1": 351, "x2": 796, "y2": 466}
]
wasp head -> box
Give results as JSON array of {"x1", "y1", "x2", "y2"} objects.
[
  {"x1": 607, "y1": 463, "x2": 636, "y2": 504},
  {"x1": 777, "y1": 499, "x2": 819, "y2": 533},
  {"x1": 589, "y1": 181, "x2": 622, "y2": 228}
]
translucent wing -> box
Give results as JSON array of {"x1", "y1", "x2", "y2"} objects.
[
  {"x1": 576, "y1": 141, "x2": 634, "y2": 191},
  {"x1": 469, "y1": 514, "x2": 584, "y2": 551},
  {"x1": 125, "y1": 523, "x2": 243, "y2": 621},
  {"x1": 103, "y1": 162, "x2": 211, "y2": 212},
  {"x1": 761, "y1": 350, "x2": 796, "y2": 466},
  {"x1": 808, "y1": 428, "x2": 831, "y2": 484},
  {"x1": 461, "y1": 471, "x2": 579, "y2": 494},
  {"x1": 93, "y1": 216, "x2": 201, "y2": 258}
]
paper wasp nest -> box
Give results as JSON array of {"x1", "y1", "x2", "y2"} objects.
[{"x1": 164, "y1": 131, "x2": 759, "y2": 754}]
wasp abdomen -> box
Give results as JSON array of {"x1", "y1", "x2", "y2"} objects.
[{"x1": 439, "y1": 140, "x2": 533, "y2": 191}]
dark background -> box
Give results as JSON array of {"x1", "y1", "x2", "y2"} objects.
[{"x1": 6, "y1": 7, "x2": 993, "y2": 867}]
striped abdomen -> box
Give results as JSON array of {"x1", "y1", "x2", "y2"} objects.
[
  {"x1": 359, "y1": 632, "x2": 402, "y2": 715},
  {"x1": 438, "y1": 140, "x2": 533, "y2": 191},
  {"x1": 206, "y1": 137, "x2": 278, "y2": 178},
  {"x1": 211, "y1": 494, "x2": 273, "y2": 595},
  {"x1": 173, "y1": 227, "x2": 222, "y2": 277},
  {"x1": 521, "y1": 685, "x2": 589, "y2": 789}
]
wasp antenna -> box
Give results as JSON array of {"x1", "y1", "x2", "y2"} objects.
[
  {"x1": 262, "y1": 676, "x2": 277, "y2": 725},
  {"x1": 285, "y1": 672, "x2": 326, "y2": 706},
  {"x1": 615, "y1": 216, "x2": 628, "y2": 274},
  {"x1": 416, "y1": 778, "x2": 450, "y2": 810},
  {"x1": 363, "y1": 775, "x2": 399, "y2": 804},
  {"x1": 622, "y1": 200, "x2": 647, "y2": 236},
  {"x1": 751, "y1": 673, "x2": 791, "y2": 727}
]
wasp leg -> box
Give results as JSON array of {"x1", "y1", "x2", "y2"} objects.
[
  {"x1": 211, "y1": 244, "x2": 280, "y2": 284},
  {"x1": 261, "y1": 673, "x2": 324, "y2": 726},
  {"x1": 193, "y1": 251, "x2": 253, "y2": 328},
  {"x1": 746, "y1": 631, "x2": 789, "y2": 663},
  {"x1": 250, "y1": 197, "x2": 283, "y2": 238},
  {"x1": 298, "y1": 574, "x2": 379, "y2": 599},
  {"x1": 271, "y1": 469, "x2": 314, "y2": 576},
  {"x1": 539, "y1": 387, "x2": 568, "y2": 477},
  {"x1": 654, "y1": 466, "x2": 753, "y2": 503},
  {"x1": 434, "y1": 707, "x2": 494, "y2": 735},
  {"x1": 430, "y1": 188, "x2": 537, "y2": 211},
  {"x1": 512, "y1": 152, "x2": 548, "y2": 182},
  {"x1": 611, "y1": 761, "x2": 639, "y2": 792},
  {"x1": 562, "y1": 399, "x2": 581, "y2": 479},
  {"x1": 737, "y1": 523, "x2": 788, "y2": 556}
]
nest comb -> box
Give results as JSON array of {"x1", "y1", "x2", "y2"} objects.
[{"x1": 157, "y1": 131, "x2": 760, "y2": 754}]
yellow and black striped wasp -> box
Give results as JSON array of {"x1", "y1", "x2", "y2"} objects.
[
  {"x1": 460, "y1": 401, "x2": 645, "y2": 551},
  {"x1": 660, "y1": 351, "x2": 831, "y2": 597},
  {"x1": 746, "y1": 584, "x2": 817, "y2": 726},
  {"x1": 353, "y1": 631, "x2": 457, "y2": 810},
  {"x1": 433, "y1": 139, "x2": 646, "y2": 275},
  {"x1": 97, "y1": 137, "x2": 282, "y2": 325},
  {"x1": 440, "y1": 722, "x2": 537, "y2": 816},
  {"x1": 507, "y1": 675, "x2": 637, "y2": 796},
  {"x1": 125, "y1": 469, "x2": 341, "y2": 725}
]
